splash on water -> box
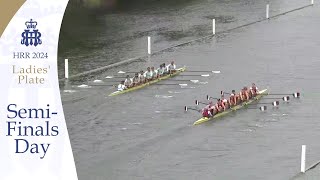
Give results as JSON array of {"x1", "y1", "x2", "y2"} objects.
[
  {"x1": 155, "y1": 95, "x2": 173, "y2": 98},
  {"x1": 77, "y1": 84, "x2": 91, "y2": 88},
  {"x1": 93, "y1": 79, "x2": 103, "y2": 83}
]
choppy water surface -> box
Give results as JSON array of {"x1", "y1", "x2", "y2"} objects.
[{"x1": 59, "y1": 1, "x2": 320, "y2": 179}]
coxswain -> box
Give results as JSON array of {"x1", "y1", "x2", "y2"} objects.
[
  {"x1": 202, "y1": 101, "x2": 215, "y2": 118},
  {"x1": 144, "y1": 67, "x2": 153, "y2": 81},
  {"x1": 201, "y1": 107, "x2": 212, "y2": 118},
  {"x1": 124, "y1": 75, "x2": 132, "y2": 88},
  {"x1": 132, "y1": 73, "x2": 140, "y2": 86},
  {"x1": 250, "y1": 83, "x2": 259, "y2": 97},
  {"x1": 117, "y1": 81, "x2": 127, "y2": 91},
  {"x1": 167, "y1": 61, "x2": 176, "y2": 74}
]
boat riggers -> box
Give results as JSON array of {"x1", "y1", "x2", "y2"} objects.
[
  {"x1": 257, "y1": 101, "x2": 280, "y2": 107},
  {"x1": 206, "y1": 95, "x2": 218, "y2": 100},
  {"x1": 184, "y1": 106, "x2": 200, "y2": 112},
  {"x1": 268, "y1": 92, "x2": 300, "y2": 98},
  {"x1": 195, "y1": 100, "x2": 208, "y2": 105}
]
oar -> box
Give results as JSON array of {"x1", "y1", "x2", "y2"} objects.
[
  {"x1": 206, "y1": 95, "x2": 219, "y2": 100},
  {"x1": 268, "y1": 92, "x2": 300, "y2": 98},
  {"x1": 184, "y1": 106, "x2": 201, "y2": 112},
  {"x1": 155, "y1": 83, "x2": 188, "y2": 86},
  {"x1": 263, "y1": 96, "x2": 290, "y2": 102},
  {"x1": 179, "y1": 74, "x2": 210, "y2": 77},
  {"x1": 195, "y1": 100, "x2": 208, "y2": 105},
  {"x1": 105, "y1": 76, "x2": 127, "y2": 79},
  {"x1": 83, "y1": 84, "x2": 116, "y2": 87},
  {"x1": 118, "y1": 71, "x2": 136, "y2": 74},
  {"x1": 247, "y1": 106, "x2": 268, "y2": 111},
  {"x1": 255, "y1": 101, "x2": 280, "y2": 107},
  {"x1": 185, "y1": 70, "x2": 221, "y2": 73}
]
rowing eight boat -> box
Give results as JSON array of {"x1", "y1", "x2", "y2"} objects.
[
  {"x1": 108, "y1": 67, "x2": 186, "y2": 96},
  {"x1": 193, "y1": 89, "x2": 268, "y2": 125}
]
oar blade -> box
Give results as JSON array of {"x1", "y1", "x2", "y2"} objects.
[
  {"x1": 212, "y1": 71, "x2": 221, "y2": 74},
  {"x1": 118, "y1": 71, "x2": 126, "y2": 74},
  {"x1": 184, "y1": 106, "x2": 188, "y2": 112},
  {"x1": 195, "y1": 100, "x2": 199, "y2": 105},
  {"x1": 259, "y1": 106, "x2": 267, "y2": 111},
  {"x1": 293, "y1": 92, "x2": 300, "y2": 98},
  {"x1": 272, "y1": 101, "x2": 280, "y2": 107},
  {"x1": 105, "y1": 76, "x2": 113, "y2": 79},
  {"x1": 283, "y1": 96, "x2": 290, "y2": 102}
]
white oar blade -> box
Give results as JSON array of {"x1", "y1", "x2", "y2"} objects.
[
  {"x1": 206, "y1": 95, "x2": 210, "y2": 100},
  {"x1": 179, "y1": 84, "x2": 188, "y2": 86},
  {"x1": 212, "y1": 71, "x2": 221, "y2": 74},
  {"x1": 195, "y1": 100, "x2": 199, "y2": 105},
  {"x1": 118, "y1": 71, "x2": 126, "y2": 74},
  {"x1": 201, "y1": 74, "x2": 210, "y2": 77},
  {"x1": 105, "y1": 76, "x2": 113, "y2": 79},
  {"x1": 184, "y1": 106, "x2": 188, "y2": 112}
]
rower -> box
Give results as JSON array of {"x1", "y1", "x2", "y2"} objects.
[
  {"x1": 157, "y1": 64, "x2": 165, "y2": 77},
  {"x1": 215, "y1": 99, "x2": 224, "y2": 113},
  {"x1": 240, "y1": 87, "x2": 249, "y2": 101},
  {"x1": 229, "y1": 90, "x2": 237, "y2": 106},
  {"x1": 132, "y1": 73, "x2": 140, "y2": 86},
  {"x1": 139, "y1": 70, "x2": 146, "y2": 84},
  {"x1": 202, "y1": 101, "x2": 215, "y2": 118},
  {"x1": 221, "y1": 94, "x2": 229, "y2": 110},
  {"x1": 151, "y1": 67, "x2": 158, "y2": 79},
  {"x1": 144, "y1": 67, "x2": 153, "y2": 81},
  {"x1": 117, "y1": 81, "x2": 127, "y2": 91},
  {"x1": 167, "y1": 61, "x2": 176, "y2": 74},
  {"x1": 162, "y1": 63, "x2": 169, "y2": 75},
  {"x1": 124, "y1": 75, "x2": 132, "y2": 88},
  {"x1": 250, "y1": 83, "x2": 259, "y2": 97}
]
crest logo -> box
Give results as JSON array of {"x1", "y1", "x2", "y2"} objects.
[{"x1": 21, "y1": 19, "x2": 42, "y2": 47}]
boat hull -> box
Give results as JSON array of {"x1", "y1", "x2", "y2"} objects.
[{"x1": 193, "y1": 89, "x2": 268, "y2": 125}]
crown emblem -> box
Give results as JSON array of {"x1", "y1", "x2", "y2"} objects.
[{"x1": 25, "y1": 19, "x2": 38, "y2": 29}]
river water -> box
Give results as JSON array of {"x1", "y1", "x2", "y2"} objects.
[{"x1": 59, "y1": 0, "x2": 320, "y2": 179}]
